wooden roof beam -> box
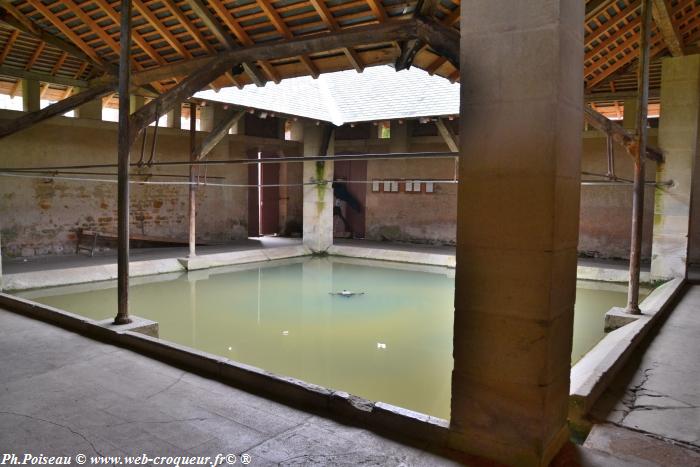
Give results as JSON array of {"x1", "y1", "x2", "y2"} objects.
[
  {"x1": 193, "y1": 110, "x2": 246, "y2": 160},
  {"x1": 652, "y1": 0, "x2": 684, "y2": 56},
  {"x1": 184, "y1": 0, "x2": 266, "y2": 86},
  {"x1": 435, "y1": 117, "x2": 458, "y2": 152}
]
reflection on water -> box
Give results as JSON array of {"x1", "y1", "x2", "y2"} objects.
[{"x1": 19, "y1": 257, "x2": 635, "y2": 420}]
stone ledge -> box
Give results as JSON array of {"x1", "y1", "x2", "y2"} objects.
[
  {"x1": 569, "y1": 277, "x2": 686, "y2": 431},
  {"x1": 178, "y1": 245, "x2": 311, "y2": 270},
  {"x1": 328, "y1": 244, "x2": 456, "y2": 268}
]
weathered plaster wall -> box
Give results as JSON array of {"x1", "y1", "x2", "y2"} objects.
[
  {"x1": 579, "y1": 130, "x2": 658, "y2": 260},
  {"x1": 0, "y1": 110, "x2": 300, "y2": 257}
]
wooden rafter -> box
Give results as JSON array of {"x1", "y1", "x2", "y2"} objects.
[
  {"x1": 422, "y1": 3, "x2": 460, "y2": 74},
  {"x1": 208, "y1": 0, "x2": 280, "y2": 83},
  {"x1": 652, "y1": 0, "x2": 684, "y2": 56},
  {"x1": 25, "y1": 0, "x2": 108, "y2": 68},
  {"x1": 61, "y1": 0, "x2": 142, "y2": 71},
  {"x1": 256, "y1": 0, "x2": 319, "y2": 78},
  {"x1": 24, "y1": 40, "x2": 44, "y2": 70},
  {"x1": 132, "y1": 0, "x2": 192, "y2": 59},
  {"x1": 92, "y1": 0, "x2": 165, "y2": 67},
  {"x1": 0, "y1": 4, "x2": 106, "y2": 73},
  {"x1": 183, "y1": 0, "x2": 265, "y2": 87},
  {"x1": 308, "y1": 0, "x2": 363, "y2": 72},
  {"x1": 0, "y1": 28, "x2": 17, "y2": 63}
]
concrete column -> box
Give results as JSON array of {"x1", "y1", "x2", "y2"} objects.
[
  {"x1": 129, "y1": 95, "x2": 146, "y2": 114},
  {"x1": 452, "y1": 2, "x2": 584, "y2": 466},
  {"x1": 302, "y1": 122, "x2": 333, "y2": 253},
  {"x1": 75, "y1": 88, "x2": 102, "y2": 119},
  {"x1": 21, "y1": 79, "x2": 40, "y2": 112},
  {"x1": 651, "y1": 55, "x2": 700, "y2": 280},
  {"x1": 390, "y1": 120, "x2": 408, "y2": 152},
  {"x1": 200, "y1": 103, "x2": 227, "y2": 132},
  {"x1": 623, "y1": 98, "x2": 638, "y2": 130},
  {"x1": 166, "y1": 103, "x2": 182, "y2": 129}
]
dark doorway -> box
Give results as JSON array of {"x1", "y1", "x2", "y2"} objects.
[
  {"x1": 248, "y1": 150, "x2": 281, "y2": 237},
  {"x1": 334, "y1": 158, "x2": 367, "y2": 238}
]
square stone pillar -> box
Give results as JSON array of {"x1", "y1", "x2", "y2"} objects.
[
  {"x1": 75, "y1": 88, "x2": 102, "y2": 119},
  {"x1": 302, "y1": 123, "x2": 334, "y2": 253},
  {"x1": 166, "y1": 103, "x2": 182, "y2": 129},
  {"x1": 452, "y1": 2, "x2": 584, "y2": 466},
  {"x1": 622, "y1": 98, "x2": 638, "y2": 130},
  {"x1": 129, "y1": 95, "x2": 146, "y2": 114},
  {"x1": 390, "y1": 120, "x2": 409, "y2": 153},
  {"x1": 21, "y1": 79, "x2": 40, "y2": 112},
  {"x1": 200, "y1": 103, "x2": 228, "y2": 132},
  {"x1": 651, "y1": 55, "x2": 700, "y2": 280}
]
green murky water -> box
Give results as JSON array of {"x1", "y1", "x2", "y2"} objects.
[{"x1": 17, "y1": 256, "x2": 634, "y2": 420}]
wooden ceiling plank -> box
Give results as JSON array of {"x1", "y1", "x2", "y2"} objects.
[
  {"x1": 132, "y1": 0, "x2": 192, "y2": 59},
  {"x1": 24, "y1": 0, "x2": 108, "y2": 68},
  {"x1": 652, "y1": 0, "x2": 685, "y2": 55},
  {"x1": 365, "y1": 0, "x2": 386, "y2": 22},
  {"x1": 587, "y1": 37, "x2": 665, "y2": 89},
  {"x1": 50, "y1": 50, "x2": 68, "y2": 75}
]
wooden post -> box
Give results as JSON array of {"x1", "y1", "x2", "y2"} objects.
[
  {"x1": 626, "y1": 0, "x2": 652, "y2": 315},
  {"x1": 114, "y1": 0, "x2": 132, "y2": 325},
  {"x1": 188, "y1": 102, "x2": 197, "y2": 257}
]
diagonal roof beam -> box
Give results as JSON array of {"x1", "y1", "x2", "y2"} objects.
[
  {"x1": 184, "y1": 0, "x2": 266, "y2": 86},
  {"x1": 652, "y1": 0, "x2": 684, "y2": 56},
  {"x1": 128, "y1": 19, "x2": 418, "y2": 139},
  {"x1": 193, "y1": 110, "x2": 246, "y2": 160},
  {"x1": 584, "y1": 106, "x2": 663, "y2": 162},
  {"x1": 395, "y1": 0, "x2": 439, "y2": 71}
]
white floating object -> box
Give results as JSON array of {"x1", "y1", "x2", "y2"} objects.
[
  {"x1": 383, "y1": 181, "x2": 392, "y2": 192},
  {"x1": 413, "y1": 181, "x2": 422, "y2": 192},
  {"x1": 391, "y1": 181, "x2": 399, "y2": 192},
  {"x1": 426, "y1": 182, "x2": 434, "y2": 193},
  {"x1": 372, "y1": 180, "x2": 380, "y2": 192},
  {"x1": 405, "y1": 180, "x2": 413, "y2": 192},
  {"x1": 282, "y1": 330, "x2": 289, "y2": 336},
  {"x1": 377, "y1": 343, "x2": 387, "y2": 349}
]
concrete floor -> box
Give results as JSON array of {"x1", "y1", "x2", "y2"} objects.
[
  {"x1": 0, "y1": 308, "x2": 464, "y2": 466},
  {"x1": 587, "y1": 284, "x2": 700, "y2": 465}
]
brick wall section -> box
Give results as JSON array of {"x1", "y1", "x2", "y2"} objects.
[{"x1": 0, "y1": 110, "x2": 301, "y2": 257}]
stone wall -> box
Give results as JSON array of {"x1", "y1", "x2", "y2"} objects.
[{"x1": 0, "y1": 110, "x2": 301, "y2": 257}]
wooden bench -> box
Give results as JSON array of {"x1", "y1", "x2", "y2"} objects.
[{"x1": 76, "y1": 228, "x2": 204, "y2": 256}]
